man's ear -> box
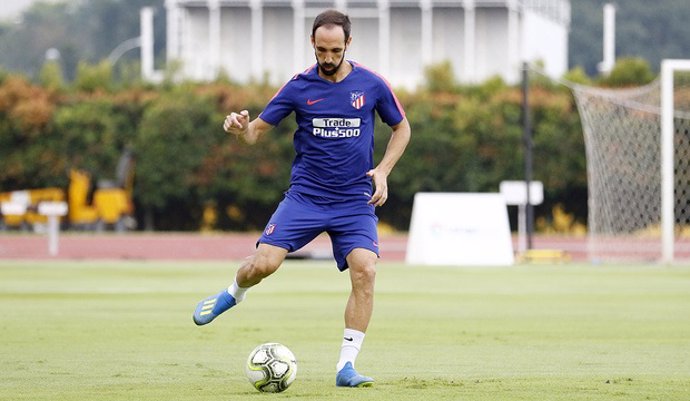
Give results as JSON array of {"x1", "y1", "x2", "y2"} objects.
[
  {"x1": 345, "y1": 35, "x2": 352, "y2": 49},
  {"x1": 310, "y1": 35, "x2": 315, "y2": 48}
]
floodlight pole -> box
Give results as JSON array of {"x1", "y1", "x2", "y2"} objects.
[
  {"x1": 597, "y1": 3, "x2": 616, "y2": 75},
  {"x1": 521, "y1": 62, "x2": 534, "y2": 250}
]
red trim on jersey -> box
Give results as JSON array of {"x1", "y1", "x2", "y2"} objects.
[
  {"x1": 268, "y1": 64, "x2": 318, "y2": 103},
  {"x1": 302, "y1": 64, "x2": 317, "y2": 74},
  {"x1": 351, "y1": 61, "x2": 406, "y2": 120}
]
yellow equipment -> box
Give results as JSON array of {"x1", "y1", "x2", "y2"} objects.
[
  {"x1": 67, "y1": 167, "x2": 134, "y2": 230},
  {"x1": 1, "y1": 150, "x2": 135, "y2": 231},
  {"x1": 94, "y1": 188, "x2": 131, "y2": 225},
  {"x1": 67, "y1": 169, "x2": 99, "y2": 226},
  {"x1": 0, "y1": 188, "x2": 64, "y2": 229}
]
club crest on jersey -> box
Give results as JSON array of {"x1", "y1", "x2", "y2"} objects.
[
  {"x1": 350, "y1": 91, "x2": 365, "y2": 110},
  {"x1": 264, "y1": 223, "x2": 276, "y2": 236}
]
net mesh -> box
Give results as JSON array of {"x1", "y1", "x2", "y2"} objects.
[{"x1": 573, "y1": 73, "x2": 690, "y2": 261}]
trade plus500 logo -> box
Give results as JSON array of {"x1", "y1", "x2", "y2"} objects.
[{"x1": 312, "y1": 118, "x2": 361, "y2": 138}]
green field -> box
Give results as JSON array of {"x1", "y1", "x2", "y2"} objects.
[{"x1": 1, "y1": 260, "x2": 689, "y2": 401}]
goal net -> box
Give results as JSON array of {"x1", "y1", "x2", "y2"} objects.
[{"x1": 572, "y1": 60, "x2": 690, "y2": 262}]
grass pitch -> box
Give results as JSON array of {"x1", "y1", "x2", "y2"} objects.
[{"x1": 1, "y1": 260, "x2": 689, "y2": 401}]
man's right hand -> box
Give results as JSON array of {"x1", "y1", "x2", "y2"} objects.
[{"x1": 223, "y1": 110, "x2": 250, "y2": 137}]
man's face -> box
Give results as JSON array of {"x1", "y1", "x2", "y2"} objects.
[{"x1": 311, "y1": 25, "x2": 351, "y2": 76}]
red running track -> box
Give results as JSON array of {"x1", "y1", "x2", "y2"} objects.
[{"x1": 0, "y1": 232, "x2": 590, "y2": 262}]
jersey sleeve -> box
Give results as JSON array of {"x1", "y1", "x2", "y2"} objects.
[
  {"x1": 258, "y1": 79, "x2": 296, "y2": 126},
  {"x1": 375, "y1": 79, "x2": 406, "y2": 127}
]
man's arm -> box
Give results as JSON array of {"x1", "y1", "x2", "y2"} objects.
[
  {"x1": 366, "y1": 116, "x2": 411, "y2": 207},
  {"x1": 223, "y1": 110, "x2": 273, "y2": 145}
]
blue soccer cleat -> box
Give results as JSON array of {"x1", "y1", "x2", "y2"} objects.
[
  {"x1": 193, "y1": 290, "x2": 236, "y2": 326},
  {"x1": 336, "y1": 362, "x2": 374, "y2": 387}
]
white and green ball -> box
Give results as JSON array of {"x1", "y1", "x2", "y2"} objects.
[{"x1": 245, "y1": 342, "x2": 297, "y2": 393}]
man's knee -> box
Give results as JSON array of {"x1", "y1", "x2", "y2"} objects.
[
  {"x1": 348, "y1": 250, "x2": 377, "y2": 285},
  {"x1": 355, "y1": 261, "x2": 376, "y2": 281},
  {"x1": 247, "y1": 253, "x2": 279, "y2": 277},
  {"x1": 245, "y1": 244, "x2": 287, "y2": 279}
]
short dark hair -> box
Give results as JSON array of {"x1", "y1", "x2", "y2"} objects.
[{"x1": 311, "y1": 9, "x2": 351, "y2": 41}]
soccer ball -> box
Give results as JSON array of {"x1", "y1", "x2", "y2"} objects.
[{"x1": 245, "y1": 342, "x2": 297, "y2": 393}]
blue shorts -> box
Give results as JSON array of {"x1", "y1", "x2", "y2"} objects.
[{"x1": 258, "y1": 191, "x2": 379, "y2": 271}]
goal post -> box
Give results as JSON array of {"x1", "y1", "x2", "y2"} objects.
[
  {"x1": 573, "y1": 59, "x2": 690, "y2": 263},
  {"x1": 661, "y1": 59, "x2": 690, "y2": 263}
]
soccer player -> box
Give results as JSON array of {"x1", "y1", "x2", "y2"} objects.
[{"x1": 193, "y1": 9, "x2": 411, "y2": 388}]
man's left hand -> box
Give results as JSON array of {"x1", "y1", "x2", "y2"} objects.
[{"x1": 366, "y1": 169, "x2": 389, "y2": 207}]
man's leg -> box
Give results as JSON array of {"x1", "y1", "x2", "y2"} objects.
[
  {"x1": 235, "y1": 243, "x2": 289, "y2": 287},
  {"x1": 344, "y1": 248, "x2": 377, "y2": 333},
  {"x1": 336, "y1": 248, "x2": 377, "y2": 387},
  {"x1": 193, "y1": 243, "x2": 288, "y2": 325}
]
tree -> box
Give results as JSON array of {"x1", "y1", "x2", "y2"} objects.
[
  {"x1": 0, "y1": 74, "x2": 60, "y2": 189},
  {"x1": 134, "y1": 91, "x2": 220, "y2": 230},
  {"x1": 39, "y1": 60, "x2": 65, "y2": 91},
  {"x1": 0, "y1": 0, "x2": 165, "y2": 82},
  {"x1": 569, "y1": 0, "x2": 690, "y2": 75},
  {"x1": 599, "y1": 57, "x2": 655, "y2": 87},
  {"x1": 74, "y1": 60, "x2": 114, "y2": 92},
  {"x1": 52, "y1": 99, "x2": 129, "y2": 177}
]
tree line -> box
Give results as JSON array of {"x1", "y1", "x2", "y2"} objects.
[{"x1": 0, "y1": 59, "x2": 656, "y2": 232}]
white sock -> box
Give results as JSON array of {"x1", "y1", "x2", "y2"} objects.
[
  {"x1": 227, "y1": 279, "x2": 248, "y2": 302},
  {"x1": 336, "y1": 328, "x2": 365, "y2": 372}
]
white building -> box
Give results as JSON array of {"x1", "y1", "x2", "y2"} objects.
[{"x1": 165, "y1": 0, "x2": 570, "y2": 87}]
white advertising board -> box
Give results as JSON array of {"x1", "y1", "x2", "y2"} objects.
[{"x1": 406, "y1": 193, "x2": 514, "y2": 266}]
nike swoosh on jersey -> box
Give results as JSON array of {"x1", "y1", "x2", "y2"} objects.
[{"x1": 307, "y1": 98, "x2": 326, "y2": 106}]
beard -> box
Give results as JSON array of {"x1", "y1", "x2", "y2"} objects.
[{"x1": 317, "y1": 53, "x2": 345, "y2": 76}]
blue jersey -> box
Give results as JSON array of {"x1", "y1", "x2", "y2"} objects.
[{"x1": 259, "y1": 61, "x2": 405, "y2": 201}]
